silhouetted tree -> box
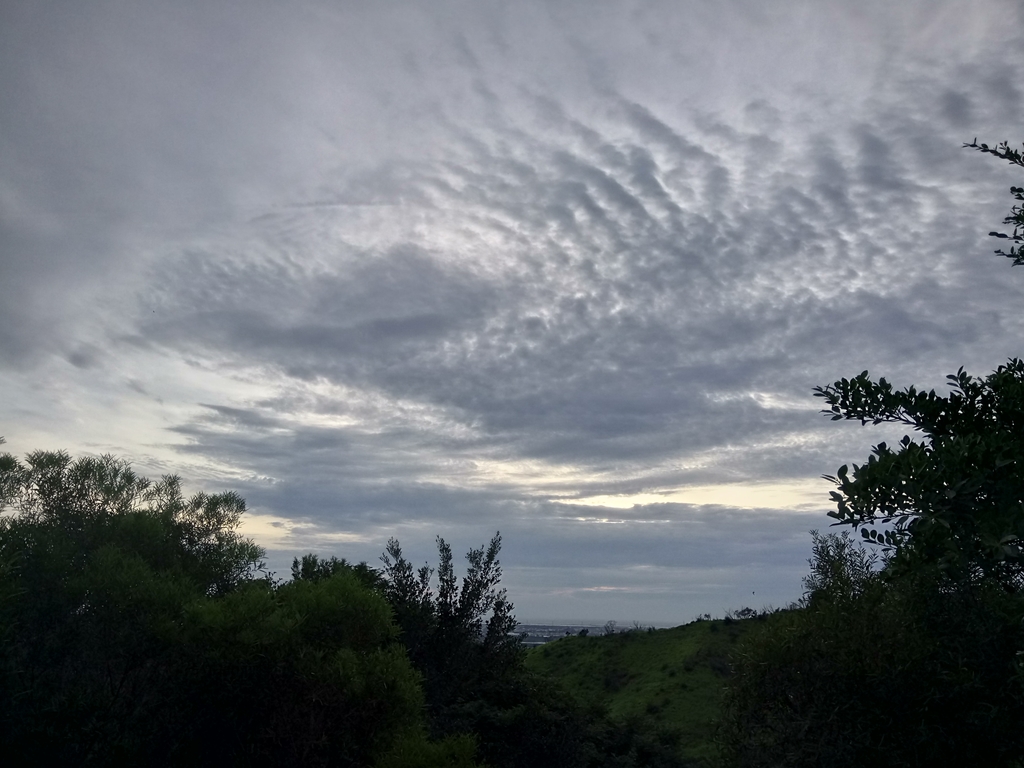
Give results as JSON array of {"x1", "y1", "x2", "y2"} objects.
[
  {"x1": 291, "y1": 551, "x2": 384, "y2": 590},
  {"x1": 719, "y1": 533, "x2": 1024, "y2": 768},
  {"x1": 0, "y1": 449, "x2": 474, "y2": 766},
  {"x1": 965, "y1": 138, "x2": 1024, "y2": 264},
  {"x1": 815, "y1": 360, "x2": 1024, "y2": 588},
  {"x1": 380, "y1": 534, "x2": 521, "y2": 717}
]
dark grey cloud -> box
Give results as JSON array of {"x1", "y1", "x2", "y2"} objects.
[{"x1": 941, "y1": 90, "x2": 973, "y2": 128}]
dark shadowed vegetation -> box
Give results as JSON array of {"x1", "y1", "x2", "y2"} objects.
[
  {"x1": 0, "y1": 448, "x2": 475, "y2": 766},
  {"x1": 719, "y1": 532, "x2": 1024, "y2": 767}
]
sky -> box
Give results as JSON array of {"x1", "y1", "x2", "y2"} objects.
[{"x1": 3, "y1": 0, "x2": 1024, "y2": 624}]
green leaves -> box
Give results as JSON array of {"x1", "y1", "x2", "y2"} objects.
[{"x1": 818, "y1": 359, "x2": 1024, "y2": 587}]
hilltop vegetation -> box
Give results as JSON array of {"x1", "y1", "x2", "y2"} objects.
[
  {"x1": 0, "y1": 448, "x2": 475, "y2": 766},
  {"x1": 0, "y1": 446, "x2": 698, "y2": 767},
  {"x1": 527, "y1": 616, "x2": 768, "y2": 766}
]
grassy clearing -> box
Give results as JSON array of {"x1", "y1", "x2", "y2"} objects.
[{"x1": 525, "y1": 617, "x2": 769, "y2": 765}]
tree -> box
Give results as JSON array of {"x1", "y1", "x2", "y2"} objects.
[
  {"x1": 0, "y1": 448, "x2": 472, "y2": 766},
  {"x1": 718, "y1": 139, "x2": 1024, "y2": 766},
  {"x1": 719, "y1": 533, "x2": 1024, "y2": 768},
  {"x1": 291, "y1": 552, "x2": 384, "y2": 591},
  {"x1": 379, "y1": 533, "x2": 521, "y2": 716},
  {"x1": 175, "y1": 570, "x2": 435, "y2": 766},
  {"x1": 965, "y1": 139, "x2": 1024, "y2": 264},
  {"x1": 810, "y1": 140, "x2": 1024, "y2": 584},
  {"x1": 0, "y1": 450, "x2": 272, "y2": 762},
  {"x1": 0, "y1": 449, "x2": 266, "y2": 595},
  {"x1": 814, "y1": 360, "x2": 1024, "y2": 588},
  {"x1": 716, "y1": 143, "x2": 1024, "y2": 765}
]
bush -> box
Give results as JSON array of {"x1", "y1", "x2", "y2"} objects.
[{"x1": 719, "y1": 532, "x2": 1024, "y2": 767}]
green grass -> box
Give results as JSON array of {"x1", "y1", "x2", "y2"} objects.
[{"x1": 525, "y1": 617, "x2": 766, "y2": 765}]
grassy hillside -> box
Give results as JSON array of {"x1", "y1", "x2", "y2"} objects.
[{"x1": 525, "y1": 617, "x2": 769, "y2": 765}]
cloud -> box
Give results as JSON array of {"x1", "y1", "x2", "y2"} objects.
[{"x1": 5, "y1": 0, "x2": 1024, "y2": 621}]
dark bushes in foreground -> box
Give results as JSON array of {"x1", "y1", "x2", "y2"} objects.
[
  {"x1": 0, "y1": 450, "x2": 473, "y2": 766},
  {"x1": 719, "y1": 532, "x2": 1024, "y2": 768}
]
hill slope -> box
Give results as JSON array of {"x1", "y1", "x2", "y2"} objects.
[{"x1": 525, "y1": 617, "x2": 766, "y2": 765}]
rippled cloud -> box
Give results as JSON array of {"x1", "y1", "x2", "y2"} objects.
[{"x1": 3, "y1": 0, "x2": 1024, "y2": 621}]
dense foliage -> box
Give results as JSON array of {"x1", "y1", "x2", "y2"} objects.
[
  {"x1": 0, "y1": 448, "x2": 473, "y2": 767},
  {"x1": 0, "y1": 445, "x2": 697, "y2": 767},
  {"x1": 815, "y1": 360, "x2": 1024, "y2": 588},
  {"x1": 719, "y1": 533, "x2": 1024, "y2": 767}
]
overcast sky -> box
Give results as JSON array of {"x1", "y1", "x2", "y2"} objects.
[{"x1": 3, "y1": 0, "x2": 1024, "y2": 624}]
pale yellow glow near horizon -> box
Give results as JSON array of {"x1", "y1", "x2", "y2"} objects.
[
  {"x1": 238, "y1": 512, "x2": 369, "y2": 550},
  {"x1": 559, "y1": 479, "x2": 830, "y2": 512}
]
